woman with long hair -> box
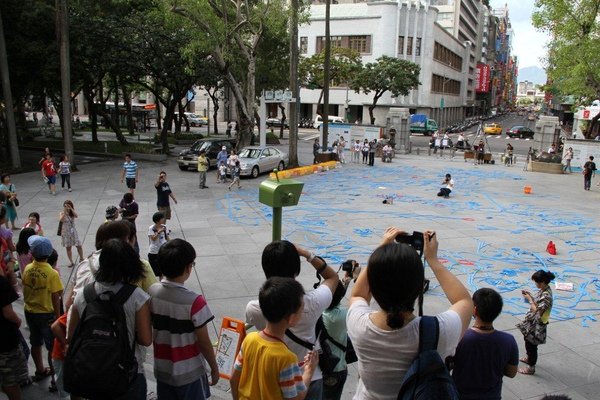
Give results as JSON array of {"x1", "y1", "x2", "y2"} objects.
[
  {"x1": 59, "y1": 200, "x2": 84, "y2": 266},
  {"x1": 16, "y1": 228, "x2": 36, "y2": 274},
  {"x1": 517, "y1": 269, "x2": 555, "y2": 375},
  {"x1": 347, "y1": 227, "x2": 472, "y2": 399}
]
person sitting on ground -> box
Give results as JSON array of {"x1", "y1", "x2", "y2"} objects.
[
  {"x1": 451, "y1": 288, "x2": 518, "y2": 400},
  {"x1": 149, "y1": 239, "x2": 219, "y2": 399},
  {"x1": 246, "y1": 241, "x2": 340, "y2": 399},
  {"x1": 347, "y1": 227, "x2": 472, "y2": 399},
  {"x1": 437, "y1": 174, "x2": 454, "y2": 198},
  {"x1": 232, "y1": 277, "x2": 318, "y2": 400}
]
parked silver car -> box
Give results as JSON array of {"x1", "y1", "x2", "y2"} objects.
[{"x1": 238, "y1": 146, "x2": 288, "y2": 178}]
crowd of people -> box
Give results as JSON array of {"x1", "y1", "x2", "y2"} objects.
[
  {"x1": 1, "y1": 185, "x2": 564, "y2": 400},
  {"x1": 313, "y1": 138, "x2": 383, "y2": 166}
]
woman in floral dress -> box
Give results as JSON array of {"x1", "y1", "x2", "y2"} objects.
[
  {"x1": 517, "y1": 269, "x2": 555, "y2": 375},
  {"x1": 59, "y1": 200, "x2": 84, "y2": 266}
]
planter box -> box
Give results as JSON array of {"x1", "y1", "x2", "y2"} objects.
[
  {"x1": 315, "y1": 152, "x2": 339, "y2": 163},
  {"x1": 529, "y1": 161, "x2": 564, "y2": 174},
  {"x1": 464, "y1": 151, "x2": 492, "y2": 162}
]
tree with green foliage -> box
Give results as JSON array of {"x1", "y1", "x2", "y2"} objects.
[
  {"x1": 171, "y1": 0, "x2": 290, "y2": 149},
  {"x1": 533, "y1": 0, "x2": 600, "y2": 138},
  {"x1": 299, "y1": 47, "x2": 362, "y2": 112},
  {"x1": 350, "y1": 55, "x2": 420, "y2": 125}
]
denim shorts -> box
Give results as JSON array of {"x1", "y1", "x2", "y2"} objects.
[
  {"x1": 24, "y1": 312, "x2": 55, "y2": 350},
  {"x1": 47, "y1": 175, "x2": 56, "y2": 184}
]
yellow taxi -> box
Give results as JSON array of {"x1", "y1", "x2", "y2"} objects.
[{"x1": 483, "y1": 123, "x2": 502, "y2": 135}]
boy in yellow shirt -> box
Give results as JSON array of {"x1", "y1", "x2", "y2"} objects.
[
  {"x1": 231, "y1": 277, "x2": 318, "y2": 400},
  {"x1": 22, "y1": 235, "x2": 63, "y2": 382}
]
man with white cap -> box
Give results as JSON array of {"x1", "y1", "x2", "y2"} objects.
[{"x1": 21, "y1": 235, "x2": 63, "y2": 382}]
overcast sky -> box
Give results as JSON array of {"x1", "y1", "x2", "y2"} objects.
[{"x1": 489, "y1": 0, "x2": 549, "y2": 68}]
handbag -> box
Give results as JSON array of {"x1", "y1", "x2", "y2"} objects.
[
  {"x1": 9, "y1": 185, "x2": 18, "y2": 207},
  {"x1": 12, "y1": 198, "x2": 19, "y2": 207},
  {"x1": 57, "y1": 221, "x2": 63, "y2": 236}
]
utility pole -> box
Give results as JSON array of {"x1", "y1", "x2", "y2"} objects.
[
  {"x1": 0, "y1": 7, "x2": 21, "y2": 169},
  {"x1": 57, "y1": 0, "x2": 74, "y2": 167},
  {"x1": 288, "y1": 0, "x2": 300, "y2": 168},
  {"x1": 322, "y1": 0, "x2": 331, "y2": 152}
]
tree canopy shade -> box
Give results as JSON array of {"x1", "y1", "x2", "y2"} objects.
[
  {"x1": 350, "y1": 55, "x2": 420, "y2": 125},
  {"x1": 533, "y1": 0, "x2": 600, "y2": 137},
  {"x1": 299, "y1": 47, "x2": 362, "y2": 110}
]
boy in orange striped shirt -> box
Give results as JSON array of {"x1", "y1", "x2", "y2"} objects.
[{"x1": 230, "y1": 277, "x2": 318, "y2": 400}]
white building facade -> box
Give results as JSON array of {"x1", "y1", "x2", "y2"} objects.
[{"x1": 299, "y1": 0, "x2": 472, "y2": 127}]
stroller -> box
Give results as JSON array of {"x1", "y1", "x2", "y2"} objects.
[{"x1": 382, "y1": 147, "x2": 393, "y2": 163}]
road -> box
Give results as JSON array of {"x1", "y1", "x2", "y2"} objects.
[{"x1": 409, "y1": 112, "x2": 538, "y2": 157}]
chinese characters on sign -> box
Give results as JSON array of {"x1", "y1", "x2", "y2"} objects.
[{"x1": 475, "y1": 64, "x2": 490, "y2": 93}]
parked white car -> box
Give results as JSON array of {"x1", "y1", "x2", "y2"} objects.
[{"x1": 314, "y1": 115, "x2": 345, "y2": 129}]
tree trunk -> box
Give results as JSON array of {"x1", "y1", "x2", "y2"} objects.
[
  {"x1": 279, "y1": 103, "x2": 286, "y2": 139},
  {"x1": 160, "y1": 98, "x2": 179, "y2": 153},
  {"x1": 155, "y1": 88, "x2": 162, "y2": 130},
  {"x1": 212, "y1": 97, "x2": 219, "y2": 135},
  {"x1": 84, "y1": 88, "x2": 98, "y2": 143},
  {"x1": 322, "y1": 0, "x2": 331, "y2": 150},
  {"x1": 179, "y1": 101, "x2": 189, "y2": 133},
  {"x1": 174, "y1": 102, "x2": 183, "y2": 135},
  {"x1": 288, "y1": 0, "x2": 300, "y2": 168},
  {"x1": 57, "y1": 0, "x2": 74, "y2": 167},
  {"x1": 0, "y1": 6, "x2": 20, "y2": 168},
  {"x1": 122, "y1": 85, "x2": 134, "y2": 135}
]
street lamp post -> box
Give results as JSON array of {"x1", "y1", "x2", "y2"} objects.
[{"x1": 205, "y1": 94, "x2": 211, "y2": 136}]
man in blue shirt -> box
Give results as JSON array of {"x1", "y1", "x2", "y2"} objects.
[
  {"x1": 120, "y1": 153, "x2": 139, "y2": 196},
  {"x1": 452, "y1": 288, "x2": 518, "y2": 400}
]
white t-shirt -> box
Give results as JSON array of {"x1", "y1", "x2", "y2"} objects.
[
  {"x1": 347, "y1": 299, "x2": 462, "y2": 400},
  {"x1": 446, "y1": 178, "x2": 455, "y2": 190},
  {"x1": 245, "y1": 284, "x2": 333, "y2": 381},
  {"x1": 148, "y1": 224, "x2": 168, "y2": 254},
  {"x1": 73, "y1": 281, "x2": 150, "y2": 356}
]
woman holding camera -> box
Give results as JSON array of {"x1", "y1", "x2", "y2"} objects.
[
  {"x1": 517, "y1": 270, "x2": 555, "y2": 375},
  {"x1": 60, "y1": 200, "x2": 84, "y2": 266},
  {"x1": 347, "y1": 227, "x2": 472, "y2": 399}
]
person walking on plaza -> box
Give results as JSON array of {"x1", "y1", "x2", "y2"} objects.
[
  {"x1": 368, "y1": 139, "x2": 376, "y2": 166},
  {"x1": 337, "y1": 136, "x2": 346, "y2": 164},
  {"x1": 59, "y1": 200, "x2": 84, "y2": 267},
  {"x1": 155, "y1": 171, "x2": 177, "y2": 220},
  {"x1": 353, "y1": 140, "x2": 361, "y2": 163},
  {"x1": 563, "y1": 147, "x2": 573, "y2": 173},
  {"x1": 476, "y1": 140, "x2": 485, "y2": 165},
  {"x1": 452, "y1": 288, "x2": 518, "y2": 399},
  {"x1": 22, "y1": 236, "x2": 63, "y2": 387},
  {"x1": 149, "y1": 239, "x2": 220, "y2": 399},
  {"x1": 119, "y1": 193, "x2": 140, "y2": 253},
  {"x1": 58, "y1": 155, "x2": 72, "y2": 192},
  {"x1": 41, "y1": 153, "x2": 57, "y2": 195},
  {"x1": 197, "y1": 149, "x2": 209, "y2": 189},
  {"x1": 313, "y1": 138, "x2": 320, "y2": 164},
  {"x1": 517, "y1": 270, "x2": 555, "y2": 375},
  {"x1": 0, "y1": 174, "x2": 18, "y2": 229},
  {"x1": 229, "y1": 161, "x2": 242, "y2": 190},
  {"x1": 504, "y1": 143, "x2": 514, "y2": 166},
  {"x1": 583, "y1": 156, "x2": 596, "y2": 191},
  {"x1": 120, "y1": 154, "x2": 139, "y2": 196}
]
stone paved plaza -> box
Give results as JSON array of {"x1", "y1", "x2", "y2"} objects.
[{"x1": 5, "y1": 148, "x2": 600, "y2": 400}]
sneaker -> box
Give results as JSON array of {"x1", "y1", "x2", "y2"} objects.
[{"x1": 68, "y1": 188, "x2": 72, "y2": 192}]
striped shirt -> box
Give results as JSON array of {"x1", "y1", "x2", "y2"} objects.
[
  {"x1": 149, "y1": 280, "x2": 214, "y2": 386},
  {"x1": 122, "y1": 160, "x2": 138, "y2": 178},
  {"x1": 234, "y1": 332, "x2": 306, "y2": 399}
]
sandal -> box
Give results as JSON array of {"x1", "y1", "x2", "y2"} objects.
[
  {"x1": 32, "y1": 367, "x2": 53, "y2": 382},
  {"x1": 19, "y1": 377, "x2": 33, "y2": 388},
  {"x1": 519, "y1": 356, "x2": 529, "y2": 364},
  {"x1": 518, "y1": 366, "x2": 535, "y2": 375},
  {"x1": 49, "y1": 381, "x2": 58, "y2": 392}
]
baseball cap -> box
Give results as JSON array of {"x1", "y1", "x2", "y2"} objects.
[
  {"x1": 105, "y1": 205, "x2": 118, "y2": 219},
  {"x1": 28, "y1": 235, "x2": 53, "y2": 259},
  {"x1": 222, "y1": 146, "x2": 226, "y2": 150}
]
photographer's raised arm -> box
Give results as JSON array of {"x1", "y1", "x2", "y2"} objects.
[
  {"x1": 424, "y1": 230, "x2": 473, "y2": 335},
  {"x1": 296, "y1": 245, "x2": 339, "y2": 294},
  {"x1": 349, "y1": 265, "x2": 370, "y2": 306}
]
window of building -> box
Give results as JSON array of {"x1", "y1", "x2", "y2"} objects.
[
  {"x1": 415, "y1": 38, "x2": 421, "y2": 56},
  {"x1": 433, "y1": 42, "x2": 463, "y2": 70},
  {"x1": 349, "y1": 35, "x2": 370, "y2": 54},
  {"x1": 300, "y1": 37, "x2": 308, "y2": 54},
  {"x1": 398, "y1": 36, "x2": 421, "y2": 56},
  {"x1": 406, "y1": 37, "x2": 413, "y2": 55},
  {"x1": 431, "y1": 74, "x2": 461, "y2": 96},
  {"x1": 398, "y1": 36, "x2": 404, "y2": 54}
]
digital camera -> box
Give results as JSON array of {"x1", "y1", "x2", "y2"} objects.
[
  {"x1": 395, "y1": 231, "x2": 425, "y2": 252},
  {"x1": 341, "y1": 260, "x2": 358, "y2": 274}
]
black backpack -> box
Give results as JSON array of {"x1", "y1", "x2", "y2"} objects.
[
  {"x1": 397, "y1": 316, "x2": 459, "y2": 400},
  {"x1": 285, "y1": 316, "x2": 341, "y2": 375},
  {"x1": 64, "y1": 283, "x2": 138, "y2": 399}
]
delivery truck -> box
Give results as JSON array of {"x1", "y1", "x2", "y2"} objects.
[{"x1": 409, "y1": 114, "x2": 438, "y2": 136}]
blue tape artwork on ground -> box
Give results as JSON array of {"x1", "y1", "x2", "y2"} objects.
[{"x1": 220, "y1": 163, "x2": 600, "y2": 327}]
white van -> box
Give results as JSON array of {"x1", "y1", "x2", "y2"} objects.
[{"x1": 315, "y1": 115, "x2": 345, "y2": 129}]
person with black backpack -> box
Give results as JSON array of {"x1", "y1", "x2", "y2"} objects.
[
  {"x1": 346, "y1": 227, "x2": 473, "y2": 399},
  {"x1": 65, "y1": 238, "x2": 152, "y2": 400}
]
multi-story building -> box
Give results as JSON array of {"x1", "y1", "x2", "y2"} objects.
[
  {"x1": 490, "y1": 5, "x2": 518, "y2": 110},
  {"x1": 299, "y1": 1, "x2": 472, "y2": 127}
]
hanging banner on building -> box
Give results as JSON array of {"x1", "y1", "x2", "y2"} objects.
[{"x1": 476, "y1": 64, "x2": 490, "y2": 93}]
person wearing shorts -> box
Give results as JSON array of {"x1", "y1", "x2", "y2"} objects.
[
  {"x1": 120, "y1": 154, "x2": 139, "y2": 196},
  {"x1": 41, "y1": 153, "x2": 57, "y2": 195},
  {"x1": 155, "y1": 171, "x2": 177, "y2": 220}
]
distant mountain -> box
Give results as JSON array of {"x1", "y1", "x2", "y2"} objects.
[{"x1": 518, "y1": 66, "x2": 547, "y2": 85}]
